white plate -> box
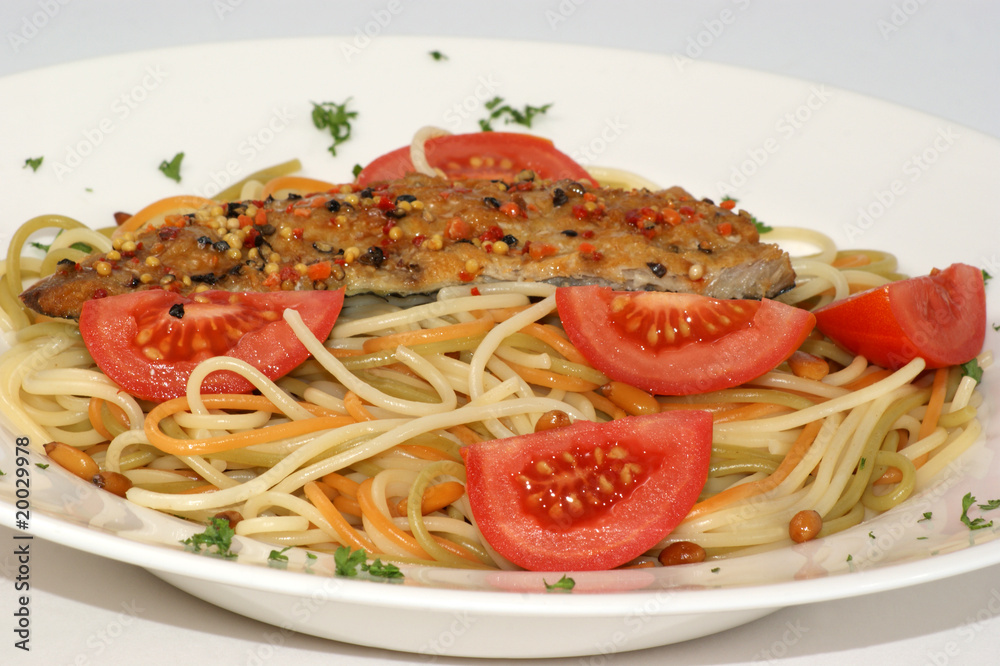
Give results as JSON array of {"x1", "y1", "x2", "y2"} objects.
[{"x1": 1, "y1": 36, "x2": 998, "y2": 659}]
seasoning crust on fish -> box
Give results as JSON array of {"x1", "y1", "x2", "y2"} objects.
[{"x1": 20, "y1": 174, "x2": 795, "y2": 320}]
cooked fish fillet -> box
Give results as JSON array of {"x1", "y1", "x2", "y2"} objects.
[{"x1": 20, "y1": 174, "x2": 795, "y2": 319}]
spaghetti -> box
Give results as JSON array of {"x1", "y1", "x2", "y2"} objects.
[{"x1": 0, "y1": 160, "x2": 990, "y2": 571}]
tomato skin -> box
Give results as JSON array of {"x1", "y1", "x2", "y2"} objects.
[
  {"x1": 355, "y1": 132, "x2": 596, "y2": 186},
  {"x1": 814, "y1": 263, "x2": 985, "y2": 370},
  {"x1": 555, "y1": 286, "x2": 816, "y2": 395},
  {"x1": 461, "y1": 411, "x2": 712, "y2": 572},
  {"x1": 79, "y1": 289, "x2": 344, "y2": 402}
]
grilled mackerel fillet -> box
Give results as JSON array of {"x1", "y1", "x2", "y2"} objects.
[{"x1": 21, "y1": 174, "x2": 795, "y2": 320}]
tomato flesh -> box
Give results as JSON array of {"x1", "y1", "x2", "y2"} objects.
[
  {"x1": 461, "y1": 411, "x2": 713, "y2": 571},
  {"x1": 355, "y1": 132, "x2": 595, "y2": 186},
  {"x1": 556, "y1": 286, "x2": 816, "y2": 395},
  {"x1": 520, "y1": 443, "x2": 660, "y2": 531},
  {"x1": 80, "y1": 289, "x2": 344, "y2": 402},
  {"x1": 814, "y1": 263, "x2": 985, "y2": 370}
]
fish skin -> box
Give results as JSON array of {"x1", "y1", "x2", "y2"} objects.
[{"x1": 20, "y1": 174, "x2": 795, "y2": 320}]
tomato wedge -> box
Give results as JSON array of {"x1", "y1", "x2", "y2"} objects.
[
  {"x1": 79, "y1": 289, "x2": 344, "y2": 402},
  {"x1": 556, "y1": 286, "x2": 816, "y2": 395},
  {"x1": 814, "y1": 263, "x2": 985, "y2": 370},
  {"x1": 355, "y1": 132, "x2": 595, "y2": 186},
  {"x1": 461, "y1": 411, "x2": 712, "y2": 571}
]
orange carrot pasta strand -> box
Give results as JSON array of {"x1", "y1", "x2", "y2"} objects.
[
  {"x1": 145, "y1": 395, "x2": 354, "y2": 455},
  {"x1": 303, "y1": 481, "x2": 375, "y2": 552},
  {"x1": 685, "y1": 420, "x2": 823, "y2": 521},
  {"x1": 361, "y1": 314, "x2": 494, "y2": 354}
]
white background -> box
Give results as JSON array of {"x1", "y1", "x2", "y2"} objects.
[{"x1": 1, "y1": 1, "x2": 999, "y2": 665}]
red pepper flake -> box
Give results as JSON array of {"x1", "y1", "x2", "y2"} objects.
[
  {"x1": 578, "y1": 242, "x2": 596, "y2": 254},
  {"x1": 255, "y1": 209, "x2": 268, "y2": 225},
  {"x1": 92, "y1": 288, "x2": 108, "y2": 299},
  {"x1": 529, "y1": 243, "x2": 557, "y2": 260},
  {"x1": 582, "y1": 192, "x2": 597, "y2": 203},
  {"x1": 158, "y1": 227, "x2": 180, "y2": 241},
  {"x1": 307, "y1": 262, "x2": 332, "y2": 281},
  {"x1": 625, "y1": 207, "x2": 661, "y2": 229},
  {"x1": 720, "y1": 199, "x2": 736, "y2": 210},
  {"x1": 581, "y1": 230, "x2": 595, "y2": 239},
  {"x1": 446, "y1": 217, "x2": 473, "y2": 240},
  {"x1": 238, "y1": 214, "x2": 254, "y2": 227},
  {"x1": 571, "y1": 205, "x2": 588, "y2": 221},
  {"x1": 678, "y1": 205, "x2": 695, "y2": 216},
  {"x1": 333, "y1": 258, "x2": 348, "y2": 266},
  {"x1": 458, "y1": 270, "x2": 474, "y2": 283},
  {"x1": 245, "y1": 228, "x2": 259, "y2": 246},
  {"x1": 376, "y1": 196, "x2": 396, "y2": 212},
  {"x1": 279, "y1": 265, "x2": 299, "y2": 282},
  {"x1": 292, "y1": 208, "x2": 311, "y2": 218},
  {"x1": 263, "y1": 273, "x2": 281, "y2": 288},
  {"x1": 382, "y1": 220, "x2": 396, "y2": 236},
  {"x1": 479, "y1": 225, "x2": 504, "y2": 242},
  {"x1": 412, "y1": 234, "x2": 426, "y2": 246},
  {"x1": 285, "y1": 203, "x2": 295, "y2": 214},
  {"x1": 471, "y1": 287, "x2": 481, "y2": 296},
  {"x1": 484, "y1": 243, "x2": 494, "y2": 254},
  {"x1": 662, "y1": 208, "x2": 682, "y2": 226},
  {"x1": 292, "y1": 228, "x2": 304, "y2": 239},
  {"x1": 499, "y1": 202, "x2": 524, "y2": 218},
  {"x1": 716, "y1": 222, "x2": 733, "y2": 236}
]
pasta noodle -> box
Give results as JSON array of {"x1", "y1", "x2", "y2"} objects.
[{"x1": 0, "y1": 156, "x2": 990, "y2": 572}]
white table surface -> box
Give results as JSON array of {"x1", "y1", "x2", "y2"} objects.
[{"x1": 2, "y1": 1, "x2": 999, "y2": 664}]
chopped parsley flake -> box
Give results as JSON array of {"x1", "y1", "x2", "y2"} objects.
[
  {"x1": 960, "y1": 492, "x2": 998, "y2": 531},
  {"x1": 334, "y1": 546, "x2": 367, "y2": 576},
  {"x1": 333, "y1": 546, "x2": 403, "y2": 580},
  {"x1": 751, "y1": 216, "x2": 772, "y2": 234},
  {"x1": 267, "y1": 547, "x2": 291, "y2": 568},
  {"x1": 158, "y1": 152, "x2": 185, "y2": 182},
  {"x1": 311, "y1": 99, "x2": 358, "y2": 157},
  {"x1": 23, "y1": 156, "x2": 43, "y2": 172},
  {"x1": 711, "y1": 567, "x2": 721, "y2": 573},
  {"x1": 961, "y1": 359, "x2": 983, "y2": 383},
  {"x1": 983, "y1": 269, "x2": 993, "y2": 285},
  {"x1": 306, "y1": 551, "x2": 317, "y2": 560},
  {"x1": 917, "y1": 536, "x2": 928, "y2": 540},
  {"x1": 993, "y1": 323, "x2": 1000, "y2": 332},
  {"x1": 859, "y1": 457, "x2": 866, "y2": 470},
  {"x1": 846, "y1": 554, "x2": 853, "y2": 562},
  {"x1": 364, "y1": 558, "x2": 404, "y2": 580},
  {"x1": 721, "y1": 195, "x2": 737, "y2": 203},
  {"x1": 868, "y1": 531, "x2": 875, "y2": 539},
  {"x1": 478, "y1": 96, "x2": 552, "y2": 132},
  {"x1": 352, "y1": 163, "x2": 363, "y2": 178},
  {"x1": 543, "y1": 574, "x2": 576, "y2": 592},
  {"x1": 429, "y1": 50, "x2": 448, "y2": 61},
  {"x1": 181, "y1": 517, "x2": 237, "y2": 559},
  {"x1": 35, "y1": 463, "x2": 49, "y2": 469},
  {"x1": 918, "y1": 512, "x2": 933, "y2": 522}
]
